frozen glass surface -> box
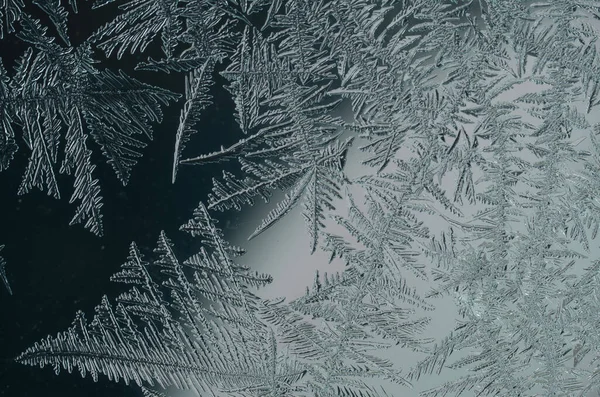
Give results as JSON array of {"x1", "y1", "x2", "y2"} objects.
[{"x1": 2, "y1": 1, "x2": 600, "y2": 397}]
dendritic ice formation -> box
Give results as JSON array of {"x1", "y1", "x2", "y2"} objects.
[
  {"x1": 0, "y1": 244, "x2": 11, "y2": 295},
  {"x1": 10, "y1": 0, "x2": 600, "y2": 396},
  {"x1": 18, "y1": 203, "x2": 428, "y2": 397},
  {"x1": 0, "y1": 4, "x2": 179, "y2": 236}
]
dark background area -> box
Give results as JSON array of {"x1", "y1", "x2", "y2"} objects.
[{"x1": 0, "y1": 2, "x2": 246, "y2": 396}]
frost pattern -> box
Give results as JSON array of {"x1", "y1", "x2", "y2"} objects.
[
  {"x1": 0, "y1": 244, "x2": 11, "y2": 295},
  {"x1": 17, "y1": 202, "x2": 429, "y2": 397},
  {"x1": 0, "y1": 7, "x2": 178, "y2": 235},
  {"x1": 13, "y1": 1, "x2": 600, "y2": 397}
]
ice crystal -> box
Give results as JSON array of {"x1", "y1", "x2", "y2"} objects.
[
  {"x1": 0, "y1": 7, "x2": 178, "y2": 235},
  {"x1": 17, "y1": 202, "x2": 430, "y2": 397},
  {"x1": 11, "y1": 0, "x2": 600, "y2": 396},
  {"x1": 0, "y1": 244, "x2": 11, "y2": 295}
]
